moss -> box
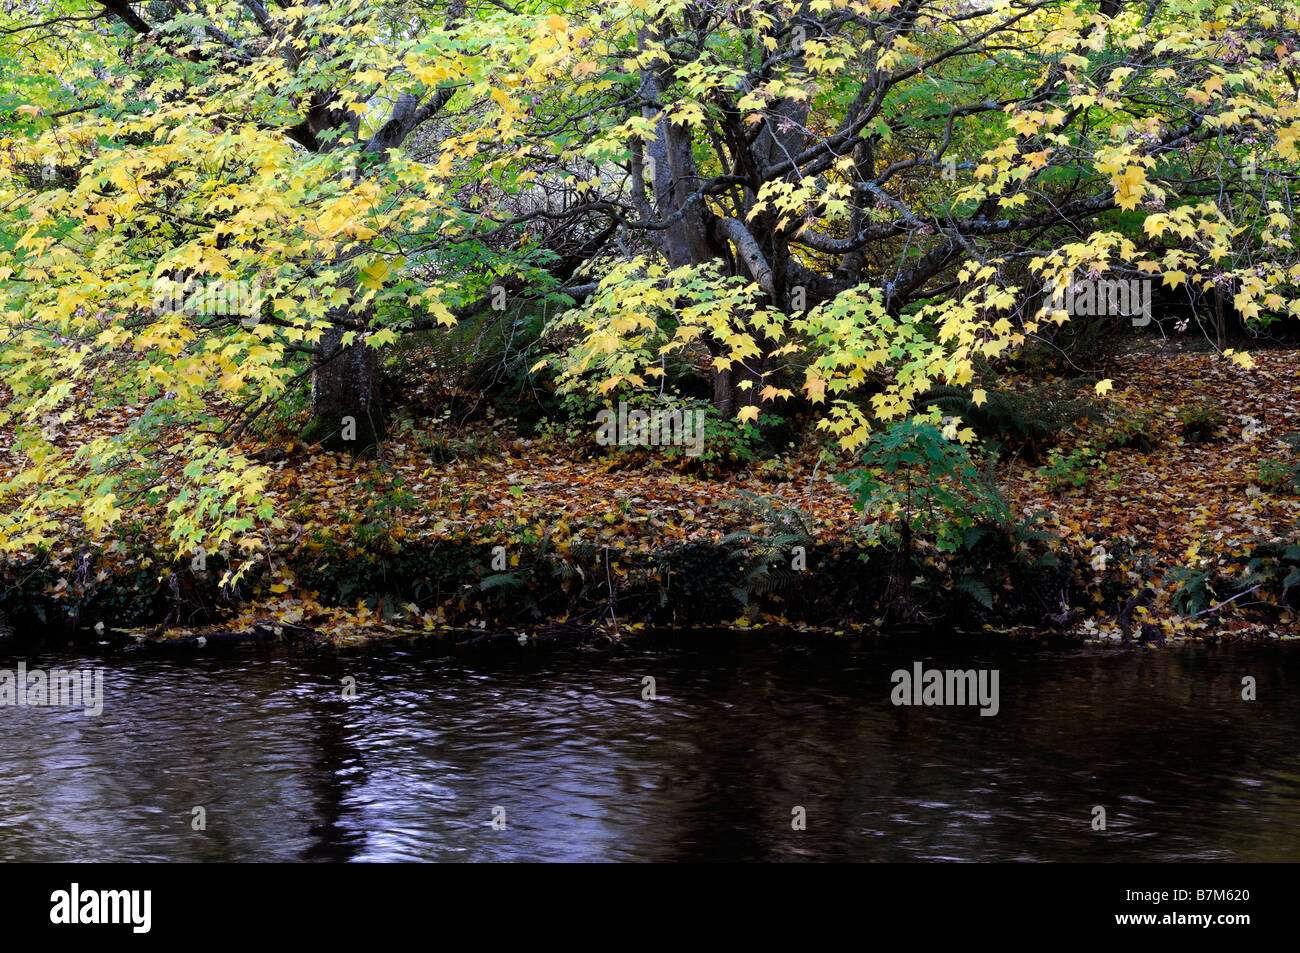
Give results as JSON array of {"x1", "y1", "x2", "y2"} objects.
[{"x1": 300, "y1": 412, "x2": 383, "y2": 455}]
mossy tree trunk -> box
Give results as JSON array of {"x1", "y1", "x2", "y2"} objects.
[{"x1": 303, "y1": 322, "x2": 383, "y2": 453}]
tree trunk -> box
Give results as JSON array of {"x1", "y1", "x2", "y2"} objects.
[
  {"x1": 297, "y1": 88, "x2": 458, "y2": 451},
  {"x1": 1213, "y1": 281, "x2": 1227, "y2": 351},
  {"x1": 303, "y1": 322, "x2": 383, "y2": 452},
  {"x1": 883, "y1": 518, "x2": 916, "y2": 624}
]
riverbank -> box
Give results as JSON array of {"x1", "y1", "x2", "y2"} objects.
[{"x1": 3, "y1": 349, "x2": 1299, "y2": 647}]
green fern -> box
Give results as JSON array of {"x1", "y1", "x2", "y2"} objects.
[
  {"x1": 954, "y1": 578, "x2": 994, "y2": 609},
  {"x1": 921, "y1": 378, "x2": 1104, "y2": 459},
  {"x1": 721, "y1": 492, "x2": 816, "y2": 605}
]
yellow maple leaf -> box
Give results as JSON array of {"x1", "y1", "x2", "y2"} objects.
[
  {"x1": 1112, "y1": 166, "x2": 1147, "y2": 211},
  {"x1": 1277, "y1": 124, "x2": 1300, "y2": 160},
  {"x1": 358, "y1": 260, "x2": 390, "y2": 290}
]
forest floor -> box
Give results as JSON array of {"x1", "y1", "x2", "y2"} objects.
[{"x1": 4, "y1": 346, "x2": 1299, "y2": 646}]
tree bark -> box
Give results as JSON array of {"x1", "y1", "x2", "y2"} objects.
[
  {"x1": 301, "y1": 86, "x2": 457, "y2": 448},
  {"x1": 1213, "y1": 281, "x2": 1227, "y2": 351},
  {"x1": 302, "y1": 323, "x2": 383, "y2": 452}
]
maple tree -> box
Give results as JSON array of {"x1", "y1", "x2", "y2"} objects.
[{"x1": 2, "y1": 0, "x2": 1300, "y2": 582}]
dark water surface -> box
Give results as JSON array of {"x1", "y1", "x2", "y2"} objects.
[{"x1": 0, "y1": 635, "x2": 1297, "y2": 862}]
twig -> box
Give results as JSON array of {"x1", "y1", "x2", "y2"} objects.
[
  {"x1": 603, "y1": 545, "x2": 619, "y2": 638},
  {"x1": 1193, "y1": 584, "x2": 1263, "y2": 618}
]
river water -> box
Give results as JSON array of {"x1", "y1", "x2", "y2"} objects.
[{"x1": 0, "y1": 634, "x2": 1297, "y2": 862}]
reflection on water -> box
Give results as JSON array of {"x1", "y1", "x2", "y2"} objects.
[{"x1": 0, "y1": 636, "x2": 1297, "y2": 861}]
